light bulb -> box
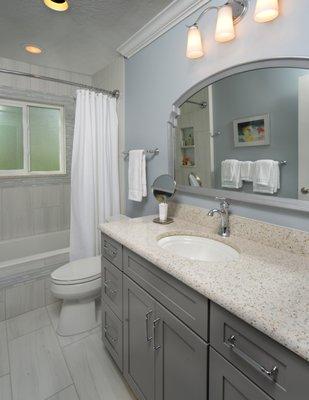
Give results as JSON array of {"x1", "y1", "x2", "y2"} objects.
[
  {"x1": 254, "y1": 0, "x2": 279, "y2": 23},
  {"x1": 186, "y1": 25, "x2": 204, "y2": 59},
  {"x1": 215, "y1": 5, "x2": 236, "y2": 43}
]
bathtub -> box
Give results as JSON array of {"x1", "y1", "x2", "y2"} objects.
[{"x1": 0, "y1": 230, "x2": 70, "y2": 286}]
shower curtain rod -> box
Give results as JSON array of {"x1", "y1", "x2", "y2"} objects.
[{"x1": 0, "y1": 67, "x2": 120, "y2": 98}]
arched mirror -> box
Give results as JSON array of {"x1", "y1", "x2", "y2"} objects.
[{"x1": 169, "y1": 58, "x2": 309, "y2": 212}]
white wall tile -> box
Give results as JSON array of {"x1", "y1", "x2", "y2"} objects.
[
  {"x1": 0, "y1": 290, "x2": 5, "y2": 322},
  {"x1": 0, "y1": 321, "x2": 9, "y2": 377},
  {"x1": 44, "y1": 278, "x2": 59, "y2": 305},
  {"x1": 2, "y1": 187, "x2": 33, "y2": 240},
  {"x1": 0, "y1": 374, "x2": 12, "y2": 400},
  {"x1": 5, "y1": 279, "x2": 45, "y2": 319}
]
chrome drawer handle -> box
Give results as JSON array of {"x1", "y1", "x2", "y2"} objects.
[
  {"x1": 104, "y1": 325, "x2": 118, "y2": 343},
  {"x1": 226, "y1": 335, "x2": 278, "y2": 382},
  {"x1": 153, "y1": 318, "x2": 161, "y2": 351},
  {"x1": 103, "y1": 280, "x2": 118, "y2": 296},
  {"x1": 145, "y1": 310, "x2": 153, "y2": 342}
]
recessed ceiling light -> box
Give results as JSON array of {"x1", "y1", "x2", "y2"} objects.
[
  {"x1": 43, "y1": 0, "x2": 69, "y2": 12},
  {"x1": 24, "y1": 44, "x2": 43, "y2": 54}
]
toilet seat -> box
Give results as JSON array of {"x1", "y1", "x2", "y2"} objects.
[{"x1": 51, "y1": 256, "x2": 101, "y2": 285}]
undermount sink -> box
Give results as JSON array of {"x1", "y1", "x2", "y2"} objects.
[{"x1": 157, "y1": 235, "x2": 240, "y2": 262}]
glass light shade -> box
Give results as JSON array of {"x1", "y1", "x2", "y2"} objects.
[
  {"x1": 43, "y1": 0, "x2": 69, "y2": 11},
  {"x1": 254, "y1": 0, "x2": 279, "y2": 23},
  {"x1": 186, "y1": 25, "x2": 204, "y2": 59},
  {"x1": 24, "y1": 44, "x2": 42, "y2": 54},
  {"x1": 215, "y1": 5, "x2": 236, "y2": 43}
]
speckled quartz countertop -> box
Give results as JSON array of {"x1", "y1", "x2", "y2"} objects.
[{"x1": 99, "y1": 212, "x2": 309, "y2": 362}]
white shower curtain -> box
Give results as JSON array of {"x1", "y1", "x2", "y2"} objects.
[{"x1": 70, "y1": 90, "x2": 120, "y2": 261}]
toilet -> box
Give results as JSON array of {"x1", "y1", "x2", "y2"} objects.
[{"x1": 50, "y1": 256, "x2": 101, "y2": 336}]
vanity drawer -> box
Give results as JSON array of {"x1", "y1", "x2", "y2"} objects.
[
  {"x1": 210, "y1": 302, "x2": 309, "y2": 400},
  {"x1": 123, "y1": 248, "x2": 209, "y2": 341},
  {"x1": 101, "y1": 233, "x2": 122, "y2": 270},
  {"x1": 101, "y1": 257, "x2": 123, "y2": 320},
  {"x1": 102, "y1": 301, "x2": 123, "y2": 372},
  {"x1": 209, "y1": 347, "x2": 273, "y2": 400}
]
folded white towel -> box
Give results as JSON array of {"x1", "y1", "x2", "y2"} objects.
[
  {"x1": 128, "y1": 150, "x2": 147, "y2": 202},
  {"x1": 221, "y1": 159, "x2": 242, "y2": 189},
  {"x1": 253, "y1": 160, "x2": 280, "y2": 194},
  {"x1": 240, "y1": 161, "x2": 254, "y2": 182}
]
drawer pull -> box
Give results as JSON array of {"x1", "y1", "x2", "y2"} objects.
[
  {"x1": 153, "y1": 318, "x2": 161, "y2": 351},
  {"x1": 103, "y1": 280, "x2": 118, "y2": 296},
  {"x1": 104, "y1": 325, "x2": 118, "y2": 343},
  {"x1": 103, "y1": 242, "x2": 117, "y2": 258},
  {"x1": 226, "y1": 335, "x2": 278, "y2": 382},
  {"x1": 145, "y1": 310, "x2": 153, "y2": 342}
]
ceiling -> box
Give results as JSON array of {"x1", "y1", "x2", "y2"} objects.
[{"x1": 0, "y1": 0, "x2": 173, "y2": 75}]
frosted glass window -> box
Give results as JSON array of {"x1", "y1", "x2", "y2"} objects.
[
  {"x1": 0, "y1": 100, "x2": 65, "y2": 177},
  {"x1": 0, "y1": 105, "x2": 23, "y2": 170},
  {"x1": 29, "y1": 106, "x2": 61, "y2": 171}
]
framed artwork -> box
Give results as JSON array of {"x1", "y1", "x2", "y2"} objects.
[{"x1": 233, "y1": 114, "x2": 270, "y2": 147}]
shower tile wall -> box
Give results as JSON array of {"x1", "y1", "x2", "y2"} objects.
[
  {"x1": 0, "y1": 56, "x2": 91, "y2": 241},
  {"x1": 0, "y1": 184, "x2": 70, "y2": 240}
]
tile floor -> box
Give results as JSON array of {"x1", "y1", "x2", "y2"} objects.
[{"x1": 0, "y1": 302, "x2": 136, "y2": 400}]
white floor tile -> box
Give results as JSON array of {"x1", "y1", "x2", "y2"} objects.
[
  {"x1": 64, "y1": 332, "x2": 135, "y2": 400},
  {"x1": 0, "y1": 374, "x2": 12, "y2": 400},
  {"x1": 0, "y1": 321, "x2": 9, "y2": 377},
  {"x1": 9, "y1": 326, "x2": 72, "y2": 400},
  {"x1": 47, "y1": 385, "x2": 79, "y2": 400},
  {"x1": 47, "y1": 301, "x2": 101, "y2": 347},
  {"x1": 6, "y1": 307, "x2": 51, "y2": 341}
]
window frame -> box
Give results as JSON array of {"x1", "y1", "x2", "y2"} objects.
[{"x1": 0, "y1": 98, "x2": 66, "y2": 177}]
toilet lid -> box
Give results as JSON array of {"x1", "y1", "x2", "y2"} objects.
[{"x1": 51, "y1": 256, "x2": 101, "y2": 284}]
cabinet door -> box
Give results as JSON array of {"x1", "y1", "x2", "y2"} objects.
[
  {"x1": 123, "y1": 276, "x2": 156, "y2": 400},
  {"x1": 155, "y1": 302, "x2": 208, "y2": 400},
  {"x1": 209, "y1": 348, "x2": 273, "y2": 400}
]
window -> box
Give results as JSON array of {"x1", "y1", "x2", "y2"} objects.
[{"x1": 0, "y1": 99, "x2": 65, "y2": 176}]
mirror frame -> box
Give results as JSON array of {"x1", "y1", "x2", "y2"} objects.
[{"x1": 168, "y1": 57, "x2": 309, "y2": 213}]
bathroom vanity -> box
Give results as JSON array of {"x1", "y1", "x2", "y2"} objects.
[{"x1": 99, "y1": 210, "x2": 309, "y2": 400}]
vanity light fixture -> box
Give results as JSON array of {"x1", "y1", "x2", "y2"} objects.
[
  {"x1": 186, "y1": 0, "x2": 280, "y2": 59},
  {"x1": 43, "y1": 0, "x2": 69, "y2": 12},
  {"x1": 24, "y1": 44, "x2": 43, "y2": 54},
  {"x1": 254, "y1": 0, "x2": 279, "y2": 23}
]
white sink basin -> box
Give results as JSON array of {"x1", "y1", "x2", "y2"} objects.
[{"x1": 157, "y1": 235, "x2": 239, "y2": 262}]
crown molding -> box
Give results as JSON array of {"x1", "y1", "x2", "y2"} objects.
[{"x1": 117, "y1": 0, "x2": 210, "y2": 58}]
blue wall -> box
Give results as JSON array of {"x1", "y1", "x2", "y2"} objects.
[
  {"x1": 212, "y1": 67, "x2": 306, "y2": 198},
  {"x1": 125, "y1": 0, "x2": 309, "y2": 231}
]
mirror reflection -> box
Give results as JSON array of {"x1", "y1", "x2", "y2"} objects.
[
  {"x1": 174, "y1": 67, "x2": 309, "y2": 201},
  {"x1": 152, "y1": 174, "x2": 176, "y2": 203}
]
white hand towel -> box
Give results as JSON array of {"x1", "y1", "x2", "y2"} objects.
[
  {"x1": 253, "y1": 160, "x2": 280, "y2": 194},
  {"x1": 221, "y1": 159, "x2": 242, "y2": 189},
  {"x1": 128, "y1": 150, "x2": 147, "y2": 202},
  {"x1": 240, "y1": 161, "x2": 254, "y2": 182}
]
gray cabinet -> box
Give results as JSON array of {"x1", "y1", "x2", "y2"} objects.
[
  {"x1": 210, "y1": 302, "x2": 309, "y2": 400},
  {"x1": 102, "y1": 257, "x2": 123, "y2": 319},
  {"x1": 123, "y1": 276, "x2": 156, "y2": 400},
  {"x1": 123, "y1": 248, "x2": 209, "y2": 341},
  {"x1": 155, "y1": 302, "x2": 208, "y2": 400},
  {"x1": 100, "y1": 234, "x2": 309, "y2": 400},
  {"x1": 209, "y1": 348, "x2": 273, "y2": 400},
  {"x1": 102, "y1": 301, "x2": 123, "y2": 371},
  {"x1": 123, "y1": 275, "x2": 208, "y2": 400}
]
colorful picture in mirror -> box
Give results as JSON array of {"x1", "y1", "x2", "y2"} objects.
[{"x1": 233, "y1": 114, "x2": 270, "y2": 147}]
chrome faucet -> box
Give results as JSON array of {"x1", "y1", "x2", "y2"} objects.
[{"x1": 208, "y1": 198, "x2": 230, "y2": 237}]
